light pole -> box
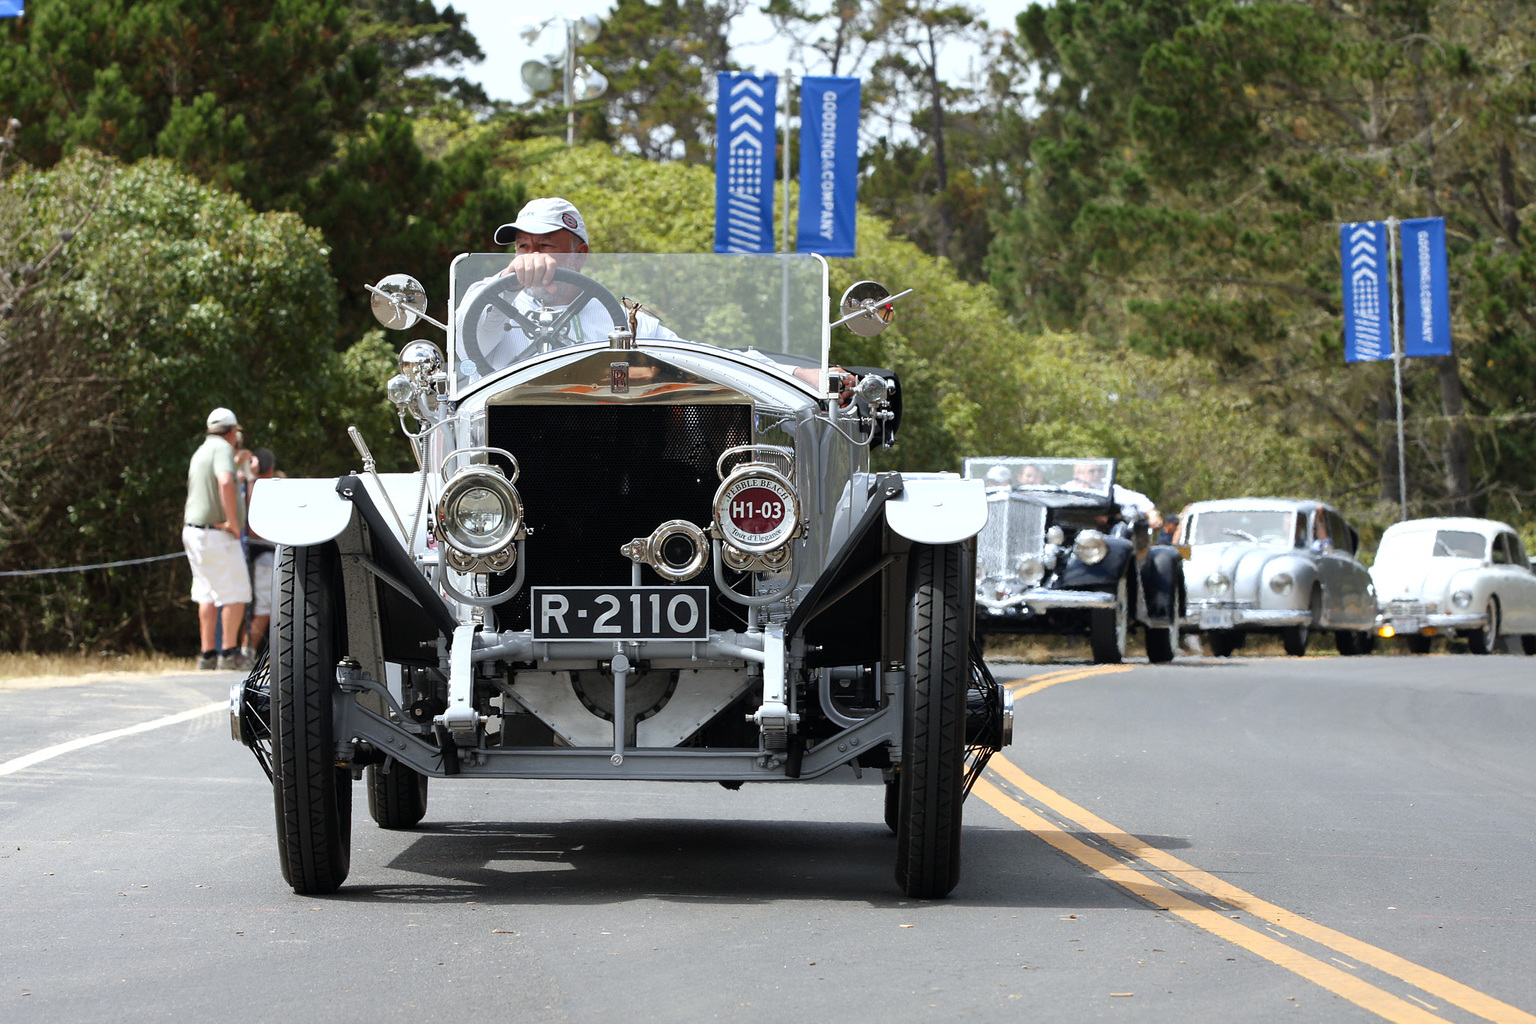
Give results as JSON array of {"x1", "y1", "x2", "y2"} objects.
[{"x1": 520, "y1": 16, "x2": 607, "y2": 147}]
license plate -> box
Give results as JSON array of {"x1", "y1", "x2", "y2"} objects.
[
  {"x1": 1201, "y1": 608, "x2": 1234, "y2": 630},
  {"x1": 531, "y1": 586, "x2": 710, "y2": 641},
  {"x1": 1395, "y1": 616, "x2": 1420, "y2": 634}
]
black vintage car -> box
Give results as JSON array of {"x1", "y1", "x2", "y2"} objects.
[{"x1": 962, "y1": 457, "x2": 1185, "y2": 663}]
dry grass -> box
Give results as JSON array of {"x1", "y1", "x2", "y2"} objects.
[{"x1": 0, "y1": 650, "x2": 198, "y2": 684}]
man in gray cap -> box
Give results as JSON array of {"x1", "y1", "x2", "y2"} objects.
[{"x1": 183, "y1": 407, "x2": 252, "y2": 670}]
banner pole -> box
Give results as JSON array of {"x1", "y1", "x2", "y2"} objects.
[
  {"x1": 781, "y1": 68, "x2": 792, "y2": 358},
  {"x1": 1387, "y1": 217, "x2": 1407, "y2": 521}
]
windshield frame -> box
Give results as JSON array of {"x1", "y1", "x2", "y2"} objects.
[{"x1": 447, "y1": 252, "x2": 830, "y2": 391}]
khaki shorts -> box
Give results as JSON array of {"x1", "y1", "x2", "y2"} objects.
[
  {"x1": 251, "y1": 549, "x2": 275, "y2": 617},
  {"x1": 183, "y1": 525, "x2": 253, "y2": 606}
]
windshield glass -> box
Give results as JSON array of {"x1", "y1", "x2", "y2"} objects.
[
  {"x1": 962, "y1": 457, "x2": 1116, "y2": 499},
  {"x1": 448, "y1": 252, "x2": 828, "y2": 387},
  {"x1": 1189, "y1": 510, "x2": 1297, "y2": 546},
  {"x1": 1378, "y1": 529, "x2": 1486, "y2": 562}
]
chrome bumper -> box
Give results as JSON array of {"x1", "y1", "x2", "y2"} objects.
[
  {"x1": 1189, "y1": 601, "x2": 1309, "y2": 629},
  {"x1": 1378, "y1": 612, "x2": 1486, "y2": 633},
  {"x1": 977, "y1": 588, "x2": 1118, "y2": 613}
]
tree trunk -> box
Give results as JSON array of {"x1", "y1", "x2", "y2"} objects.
[
  {"x1": 925, "y1": 25, "x2": 952, "y2": 262},
  {"x1": 1435, "y1": 355, "x2": 1473, "y2": 515},
  {"x1": 1377, "y1": 390, "x2": 1400, "y2": 506}
]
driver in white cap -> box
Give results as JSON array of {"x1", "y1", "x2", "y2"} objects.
[
  {"x1": 455, "y1": 197, "x2": 853, "y2": 400},
  {"x1": 455, "y1": 197, "x2": 675, "y2": 372}
]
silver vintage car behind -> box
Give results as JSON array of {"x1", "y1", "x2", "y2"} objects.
[
  {"x1": 1180, "y1": 498, "x2": 1378, "y2": 656},
  {"x1": 1371, "y1": 517, "x2": 1536, "y2": 654},
  {"x1": 230, "y1": 252, "x2": 1010, "y2": 899}
]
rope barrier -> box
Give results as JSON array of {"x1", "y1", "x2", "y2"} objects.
[{"x1": 0, "y1": 551, "x2": 186, "y2": 578}]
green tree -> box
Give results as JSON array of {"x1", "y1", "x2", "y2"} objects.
[
  {"x1": 0, "y1": 150, "x2": 391, "y2": 652},
  {"x1": 988, "y1": 0, "x2": 1536, "y2": 522}
]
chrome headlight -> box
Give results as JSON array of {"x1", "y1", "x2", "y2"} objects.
[
  {"x1": 399, "y1": 340, "x2": 445, "y2": 383},
  {"x1": 1207, "y1": 572, "x2": 1231, "y2": 595},
  {"x1": 1045, "y1": 525, "x2": 1065, "y2": 547},
  {"x1": 712, "y1": 465, "x2": 801, "y2": 554},
  {"x1": 1452, "y1": 590, "x2": 1473, "y2": 609},
  {"x1": 1016, "y1": 555, "x2": 1047, "y2": 586},
  {"x1": 1268, "y1": 572, "x2": 1294, "y2": 595},
  {"x1": 1073, "y1": 529, "x2": 1108, "y2": 566},
  {"x1": 436, "y1": 467, "x2": 522, "y2": 557}
]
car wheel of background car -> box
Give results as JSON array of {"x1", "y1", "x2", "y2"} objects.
[
  {"x1": 1089, "y1": 575, "x2": 1129, "y2": 665},
  {"x1": 1144, "y1": 584, "x2": 1182, "y2": 664},
  {"x1": 271, "y1": 544, "x2": 352, "y2": 895},
  {"x1": 1467, "y1": 599, "x2": 1500, "y2": 656},
  {"x1": 1335, "y1": 630, "x2": 1375, "y2": 656},
  {"x1": 894, "y1": 543, "x2": 969, "y2": 900},
  {"x1": 1522, "y1": 635, "x2": 1536, "y2": 655},
  {"x1": 884, "y1": 775, "x2": 900, "y2": 835},
  {"x1": 1404, "y1": 634, "x2": 1433, "y2": 654},
  {"x1": 366, "y1": 763, "x2": 429, "y2": 830},
  {"x1": 1207, "y1": 629, "x2": 1240, "y2": 658},
  {"x1": 1281, "y1": 586, "x2": 1321, "y2": 657}
]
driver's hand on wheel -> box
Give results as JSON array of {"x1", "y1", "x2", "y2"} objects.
[{"x1": 500, "y1": 252, "x2": 561, "y2": 289}]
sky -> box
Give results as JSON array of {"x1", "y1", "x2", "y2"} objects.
[{"x1": 437, "y1": 0, "x2": 1029, "y2": 105}]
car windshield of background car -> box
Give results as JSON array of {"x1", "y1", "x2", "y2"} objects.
[
  {"x1": 1191, "y1": 510, "x2": 1295, "y2": 546},
  {"x1": 449, "y1": 252, "x2": 828, "y2": 387},
  {"x1": 1375, "y1": 529, "x2": 1486, "y2": 563}
]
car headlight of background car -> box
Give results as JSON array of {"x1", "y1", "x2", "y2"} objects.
[
  {"x1": 1452, "y1": 590, "x2": 1473, "y2": 609},
  {"x1": 1073, "y1": 529, "x2": 1108, "y2": 566},
  {"x1": 1206, "y1": 572, "x2": 1231, "y2": 595},
  {"x1": 436, "y1": 466, "x2": 523, "y2": 564},
  {"x1": 1268, "y1": 571, "x2": 1294, "y2": 595}
]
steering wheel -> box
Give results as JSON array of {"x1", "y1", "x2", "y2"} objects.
[{"x1": 459, "y1": 267, "x2": 627, "y2": 370}]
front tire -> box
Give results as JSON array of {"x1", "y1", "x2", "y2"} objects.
[
  {"x1": 1404, "y1": 634, "x2": 1432, "y2": 654},
  {"x1": 1467, "y1": 600, "x2": 1500, "y2": 655},
  {"x1": 1089, "y1": 575, "x2": 1129, "y2": 664},
  {"x1": 271, "y1": 544, "x2": 351, "y2": 894},
  {"x1": 1207, "y1": 629, "x2": 1240, "y2": 658},
  {"x1": 894, "y1": 543, "x2": 970, "y2": 899},
  {"x1": 367, "y1": 763, "x2": 429, "y2": 829},
  {"x1": 1282, "y1": 587, "x2": 1320, "y2": 657}
]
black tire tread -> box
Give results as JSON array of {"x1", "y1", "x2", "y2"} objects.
[
  {"x1": 895, "y1": 543, "x2": 969, "y2": 899},
  {"x1": 272, "y1": 544, "x2": 351, "y2": 894},
  {"x1": 367, "y1": 763, "x2": 429, "y2": 829}
]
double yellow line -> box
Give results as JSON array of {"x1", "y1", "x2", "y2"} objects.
[{"x1": 983, "y1": 664, "x2": 1534, "y2": 1024}]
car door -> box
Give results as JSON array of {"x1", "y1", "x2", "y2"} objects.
[{"x1": 1494, "y1": 532, "x2": 1536, "y2": 634}]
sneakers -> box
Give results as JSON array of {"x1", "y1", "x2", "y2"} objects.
[
  {"x1": 216, "y1": 649, "x2": 253, "y2": 671},
  {"x1": 197, "y1": 651, "x2": 218, "y2": 671}
]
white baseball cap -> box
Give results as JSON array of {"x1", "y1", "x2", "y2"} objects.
[
  {"x1": 206, "y1": 407, "x2": 240, "y2": 432},
  {"x1": 493, "y1": 197, "x2": 588, "y2": 245}
]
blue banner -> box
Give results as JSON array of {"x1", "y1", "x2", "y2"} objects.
[
  {"x1": 1399, "y1": 217, "x2": 1452, "y2": 358},
  {"x1": 714, "y1": 72, "x2": 778, "y2": 254},
  {"x1": 0, "y1": 1, "x2": 24, "y2": 16},
  {"x1": 1341, "y1": 221, "x2": 1392, "y2": 363},
  {"x1": 796, "y1": 76, "x2": 860, "y2": 257}
]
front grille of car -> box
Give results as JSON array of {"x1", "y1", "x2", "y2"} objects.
[
  {"x1": 486, "y1": 403, "x2": 754, "y2": 631},
  {"x1": 977, "y1": 497, "x2": 1045, "y2": 578},
  {"x1": 1388, "y1": 600, "x2": 1426, "y2": 616}
]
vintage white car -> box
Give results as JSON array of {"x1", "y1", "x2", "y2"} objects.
[
  {"x1": 1371, "y1": 517, "x2": 1536, "y2": 654},
  {"x1": 229, "y1": 252, "x2": 1011, "y2": 900},
  {"x1": 1178, "y1": 498, "x2": 1378, "y2": 656}
]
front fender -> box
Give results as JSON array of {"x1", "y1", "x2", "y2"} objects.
[
  {"x1": 249, "y1": 473, "x2": 427, "y2": 548},
  {"x1": 1056, "y1": 537, "x2": 1135, "y2": 590},
  {"x1": 884, "y1": 474, "x2": 987, "y2": 544}
]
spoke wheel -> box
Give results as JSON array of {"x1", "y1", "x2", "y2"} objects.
[
  {"x1": 894, "y1": 543, "x2": 971, "y2": 899},
  {"x1": 367, "y1": 763, "x2": 429, "y2": 830},
  {"x1": 271, "y1": 544, "x2": 352, "y2": 895},
  {"x1": 1467, "y1": 600, "x2": 1500, "y2": 655},
  {"x1": 1089, "y1": 575, "x2": 1129, "y2": 664}
]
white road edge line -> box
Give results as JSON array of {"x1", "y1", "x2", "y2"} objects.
[{"x1": 0, "y1": 702, "x2": 224, "y2": 777}]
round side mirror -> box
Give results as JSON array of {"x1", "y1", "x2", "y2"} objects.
[
  {"x1": 370, "y1": 274, "x2": 428, "y2": 331},
  {"x1": 839, "y1": 281, "x2": 897, "y2": 337}
]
